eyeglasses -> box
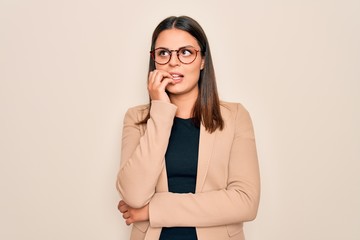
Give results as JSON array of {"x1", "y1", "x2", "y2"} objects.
[{"x1": 150, "y1": 46, "x2": 201, "y2": 65}]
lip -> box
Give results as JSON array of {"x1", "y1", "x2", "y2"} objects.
[
  {"x1": 169, "y1": 72, "x2": 184, "y2": 83},
  {"x1": 169, "y1": 72, "x2": 184, "y2": 79}
]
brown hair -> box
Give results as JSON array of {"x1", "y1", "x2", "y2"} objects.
[{"x1": 139, "y1": 16, "x2": 224, "y2": 133}]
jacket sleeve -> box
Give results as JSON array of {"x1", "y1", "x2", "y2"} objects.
[
  {"x1": 116, "y1": 100, "x2": 177, "y2": 208},
  {"x1": 149, "y1": 103, "x2": 260, "y2": 227}
]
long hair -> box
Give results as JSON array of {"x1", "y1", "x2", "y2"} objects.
[{"x1": 139, "y1": 16, "x2": 224, "y2": 133}]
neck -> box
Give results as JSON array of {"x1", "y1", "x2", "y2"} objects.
[{"x1": 169, "y1": 90, "x2": 198, "y2": 119}]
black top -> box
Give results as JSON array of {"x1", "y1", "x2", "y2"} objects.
[{"x1": 159, "y1": 117, "x2": 200, "y2": 240}]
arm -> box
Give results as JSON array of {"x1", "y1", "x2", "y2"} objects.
[
  {"x1": 117, "y1": 70, "x2": 177, "y2": 208},
  {"x1": 149, "y1": 104, "x2": 260, "y2": 227},
  {"x1": 116, "y1": 100, "x2": 177, "y2": 208}
]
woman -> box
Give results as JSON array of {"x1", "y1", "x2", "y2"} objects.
[{"x1": 117, "y1": 16, "x2": 260, "y2": 240}]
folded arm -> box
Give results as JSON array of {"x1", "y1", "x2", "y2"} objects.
[{"x1": 149, "y1": 104, "x2": 260, "y2": 227}]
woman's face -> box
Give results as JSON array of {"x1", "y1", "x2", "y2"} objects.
[{"x1": 154, "y1": 28, "x2": 204, "y2": 98}]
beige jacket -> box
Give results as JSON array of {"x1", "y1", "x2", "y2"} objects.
[{"x1": 117, "y1": 100, "x2": 260, "y2": 240}]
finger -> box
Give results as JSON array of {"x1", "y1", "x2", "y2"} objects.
[
  {"x1": 118, "y1": 200, "x2": 126, "y2": 209},
  {"x1": 118, "y1": 202, "x2": 129, "y2": 213},
  {"x1": 126, "y1": 218, "x2": 134, "y2": 225},
  {"x1": 150, "y1": 70, "x2": 172, "y2": 86},
  {"x1": 150, "y1": 75, "x2": 174, "y2": 92},
  {"x1": 148, "y1": 71, "x2": 154, "y2": 83},
  {"x1": 148, "y1": 70, "x2": 161, "y2": 85},
  {"x1": 119, "y1": 204, "x2": 128, "y2": 213},
  {"x1": 147, "y1": 77, "x2": 173, "y2": 101},
  {"x1": 158, "y1": 77, "x2": 175, "y2": 91},
  {"x1": 122, "y1": 211, "x2": 130, "y2": 219}
]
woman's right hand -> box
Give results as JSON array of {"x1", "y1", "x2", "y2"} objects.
[{"x1": 148, "y1": 70, "x2": 174, "y2": 103}]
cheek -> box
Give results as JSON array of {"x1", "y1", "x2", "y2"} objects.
[
  {"x1": 154, "y1": 64, "x2": 165, "y2": 70},
  {"x1": 184, "y1": 67, "x2": 201, "y2": 83},
  {"x1": 187, "y1": 63, "x2": 202, "y2": 77}
]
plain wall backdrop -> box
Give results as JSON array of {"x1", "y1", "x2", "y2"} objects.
[{"x1": 1, "y1": 0, "x2": 359, "y2": 239}]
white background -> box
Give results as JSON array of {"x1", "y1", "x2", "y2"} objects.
[{"x1": 1, "y1": 0, "x2": 359, "y2": 239}]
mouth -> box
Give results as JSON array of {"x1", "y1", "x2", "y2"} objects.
[{"x1": 170, "y1": 72, "x2": 184, "y2": 81}]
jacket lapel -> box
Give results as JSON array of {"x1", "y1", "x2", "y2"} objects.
[
  {"x1": 156, "y1": 163, "x2": 168, "y2": 192},
  {"x1": 196, "y1": 124, "x2": 216, "y2": 193}
]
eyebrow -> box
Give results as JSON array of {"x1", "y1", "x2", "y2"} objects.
[{"x1": 155, "y1": 45, "x2": 195, "y2": 50}]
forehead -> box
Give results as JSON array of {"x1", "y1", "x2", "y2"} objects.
[{"x1": 155, "y1": 28, "x2": 200, "y2": 49}]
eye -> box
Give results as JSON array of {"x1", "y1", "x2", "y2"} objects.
[
  {"x1": 157, "y1": 49, "x2": 170, "y2": 57},
  {"x1": 180, "y1": 48, "x2": 194, "y2": 57}
]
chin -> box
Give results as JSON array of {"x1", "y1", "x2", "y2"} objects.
[{"x1": 166, "y1": 85, "x2": 182, "y2": 93}]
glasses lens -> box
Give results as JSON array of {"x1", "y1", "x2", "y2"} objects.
[
  {"x1": 152, "y1": 47, "x2": 198, "y2": 64},
  {"x1": 153, "y1": 48, "x2": 170, "y2": 64},
  {"x1": 178, "y1": 47, "x2": 197, "y2": 64}
]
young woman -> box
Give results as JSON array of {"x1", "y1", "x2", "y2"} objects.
[{"x1": 117, "y1": 16, "x2": 260, "y2": 240}]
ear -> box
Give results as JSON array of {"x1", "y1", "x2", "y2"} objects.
[{"x1": 200, "y1": 58, "x2": 205, "y2": 70}]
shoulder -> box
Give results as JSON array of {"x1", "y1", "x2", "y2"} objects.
[
  {"x1": 220, "y1": 101, "x2": 255, "y2": 134},
  {"x1": 220, "y1": 101, "x2": 250, "y2": 119}
]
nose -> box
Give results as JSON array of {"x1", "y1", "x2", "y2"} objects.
[{"x1": 168, "y1": 50, "x2": 180, "y2": 66}]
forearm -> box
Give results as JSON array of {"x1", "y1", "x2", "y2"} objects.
[
  {"x1": 117, "y1": 101, "x2": 177, "y2": 208},
  {"x1": 149, "y1": 184, "x2": 259, "y2": 228}
]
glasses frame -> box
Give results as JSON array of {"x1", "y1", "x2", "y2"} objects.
[{"x1": 150, "y1": 46, "x2": 201, "y2": 65}]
